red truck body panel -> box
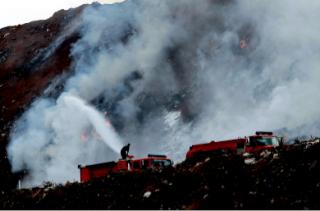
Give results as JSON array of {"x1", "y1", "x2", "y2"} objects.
[
  {"x1": 79, "y1": 155, "x2": 172, "y2": 182},
  {"x1": 186, "y1": 138, "x2": 246, "y2": 159},
  {"x1": 79, "y1": 161, "x2": 117, "y2": 182},
  {"x1": 186, "y1": 132, "x2": 280, "y2": 159}
]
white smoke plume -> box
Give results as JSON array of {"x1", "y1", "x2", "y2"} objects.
[
  {"x1": 7, "y1": 0, "x2": 320, "y2": 186},
  {"x1": 7, "y1": 93, "x2": 122, "y2": 187}
]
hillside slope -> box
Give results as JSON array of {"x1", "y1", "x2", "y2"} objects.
[
  {"x1": 1, "y1": 1, "x2": 320, "y2": 204},
  {"x1": 0, "y1": 5, "x2": 86, "y2": 190}
]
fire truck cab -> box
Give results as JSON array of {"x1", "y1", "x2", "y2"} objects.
[
  {"x1": 129, "y1": 155, "x2": 173, "y2": 171},
  {"x1": 245, "y1": 131, "x2": 280, "y2": 153},
  {"x1": 186, "y1": 131, "x2": 281, "y2": 159},
  {"x1": 78, "y1": 154, "x2": 173, "y2": 182}
]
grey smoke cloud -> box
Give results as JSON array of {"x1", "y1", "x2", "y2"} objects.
[
  {"x1": 8, "y1": 94, "x2": 121, "y2": 187},
  {"x1": 7, "y1": 0, "x2": 320, "y2": 186}
]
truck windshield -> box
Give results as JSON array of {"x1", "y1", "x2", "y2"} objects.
[
  {"x1": 152, "y1": 160, "x2": 172, "y2": 167},
  {"x1": 250, "y1": 137, "x2": 279, "y2": 146}
]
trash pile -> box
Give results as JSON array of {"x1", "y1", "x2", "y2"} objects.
[{"x1": 1, "y1": 140, "x2": 320, "y2": 209}]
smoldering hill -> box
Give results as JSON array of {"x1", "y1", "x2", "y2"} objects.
[{"x1": 1, "y1": 0, "x2": 320, "y2": 201}]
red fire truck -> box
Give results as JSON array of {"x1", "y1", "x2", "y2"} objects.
[
  {"x1": 186, "y1": 131, "x2": 281, "y2": 159},
  {"x1": 78, "y1": 154, "x2": 173, "y2": 182}
]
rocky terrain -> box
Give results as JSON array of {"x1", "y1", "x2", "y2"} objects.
[{"x1": 1, "y1": 140, "x2": 320, "y2": 209}]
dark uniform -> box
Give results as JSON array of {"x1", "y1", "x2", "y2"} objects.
[{"x1": 121, "y1": 143, "x2": 130, "y2": 160}]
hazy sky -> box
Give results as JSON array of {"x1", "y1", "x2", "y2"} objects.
[{"x1": 0, "y1": 0, "x2": 124, "y2": 28}]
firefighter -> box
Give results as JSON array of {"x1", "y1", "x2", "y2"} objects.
[{"x1": 121, "y1": 143, "x2": 131, "y2": 160}]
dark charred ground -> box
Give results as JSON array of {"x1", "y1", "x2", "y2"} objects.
[{"x1": 1, "y1": 140, "x2": 320, "y2": 209}]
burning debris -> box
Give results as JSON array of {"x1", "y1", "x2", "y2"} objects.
[{"x1": 239, "y1": 39, "x2": 248, "y2": 49}]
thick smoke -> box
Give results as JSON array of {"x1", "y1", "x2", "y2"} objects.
[
  {"x1": 7, "y1": 0, "x2": 320, "y2": 186},
  {"x1": 7, "y1": 94, "x2": 121, "y2": 187}
]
